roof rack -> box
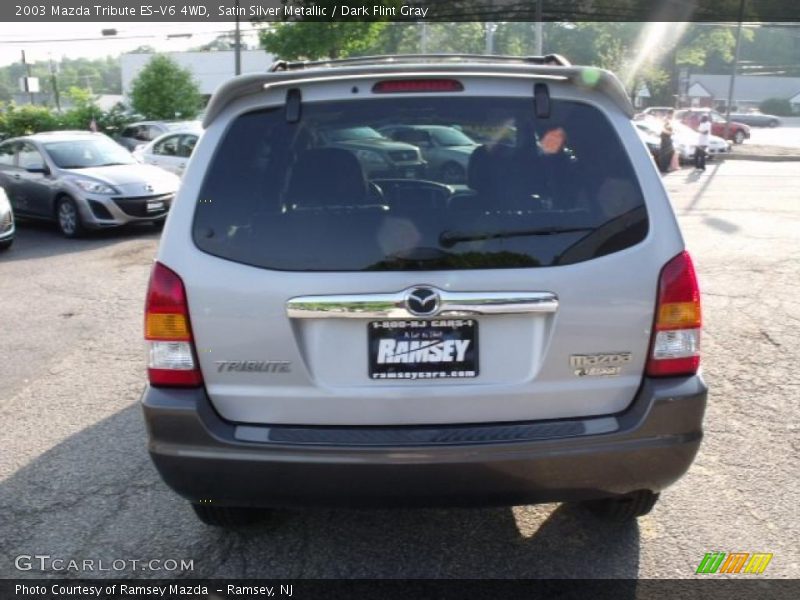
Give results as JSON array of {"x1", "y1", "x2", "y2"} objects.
[{"x1": 268, "y1": 53, "x2": 571, "y2": 72}]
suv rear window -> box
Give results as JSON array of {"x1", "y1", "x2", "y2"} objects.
[{"x1": 193, "y1": 96, "x2": 647, "y2": 271}]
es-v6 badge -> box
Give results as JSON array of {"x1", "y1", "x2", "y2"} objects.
[{"x1": 570, "y1": 352, "x2": 632, "y2": 377}]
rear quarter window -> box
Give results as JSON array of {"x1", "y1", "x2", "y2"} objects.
[{"x1": 193, "y1": 96, "x2": 648, "y2": 271}]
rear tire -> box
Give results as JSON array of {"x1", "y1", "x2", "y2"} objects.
[
  {"x1": 768, "y1": 119, "x2": 779, "y2": 128},
  {"x1": 191, "y1": 503, "x2": 268, "y2": 528},
  {"x1": 56, "y1": 196, "x2": 84, "y2": 238},
  {"x1": 0, "y1": 238, "x2": 12, "y2": 251},
  {"x1": 585, "y1": 490, "x2": 660, "y2": 521}
]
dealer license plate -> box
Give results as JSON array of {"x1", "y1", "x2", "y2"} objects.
[{"x1": 368, "y1": 319, "x2": 478, "y2": 380}]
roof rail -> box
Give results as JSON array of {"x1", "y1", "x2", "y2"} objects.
[{"x1": 268, "y1": 53, "x2": 571, "y2": 72}]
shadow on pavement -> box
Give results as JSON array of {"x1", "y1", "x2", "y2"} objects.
[
  {"x1": 702, "y1": 216, "x2": 740, "y2": 235},
  {"x1": 0, "y1": 219, "x2": 159, "y2": 263},
  {"x1": 682, "y1": 162, "x2": 721, "y2": 214},
  {"x1": 0, "y1": 404, "x2": 641, "y2": 581}
]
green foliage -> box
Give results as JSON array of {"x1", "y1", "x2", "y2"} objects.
[
  {"x1": 58, "y1": 87, "x2": 101, "y2": 131},
  {"x1": 97, "y1": 102, "x2": 134, "y2": 136},
  {"x1": 129, "y1": 55, "x2": 201, "y2": 120},
  {"x1": 2, "y1": 104, "x2": 60, "y2": 136},
  {"x1": 0, "y1": 93, "x2": 134, "y2": 138},
  {"x1": 739, "y1": 25, "x2": 800, "y2": 77},
  {"x1": 415, "y1": 23, "x2": 485, "y2": 54},
  {"x1": 261, "y1": 22, "x2": 388, "y2": 60},
  {"x1": 759, "y1": 98, "x2": 793, "y2": 116},
  {"x1": 675, "y1": 25, "x2": 748, "y2": 68},
  {"x1": 190, "y1": 32, "x2": 251, "y2": 52},
  {"x1": 0, "y1": 56, "x2": 121, "y2": 105}
]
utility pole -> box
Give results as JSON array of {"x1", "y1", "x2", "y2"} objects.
[
  {"x1": 49, "y1": 56, "x2": 61, "y2": 112},
  {"x1": 234, "y1": 0, "x2": 242, "y2": 75},
  {"x1": 724, "y1": 0, "x2": 746, "y2": 140},
  {"x1": 535, "y1": 0, "x2": 543, "y2": 55},
  {"x1": 21, "y1": 50, "x2": 34, "y2": 105},
  {"x1": 485, "y1": 23, "x2": 497, "y2": 55},
  {"x1": 81, "y1": 75, "x2": 93, "y2": 95},
  {"x1": 420, "y1": 22, "x2": 428, "y2": 53}
]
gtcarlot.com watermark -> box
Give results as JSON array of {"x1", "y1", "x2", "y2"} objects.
[{"x1": 14, "y1": 554, "x2": 194, "y2": 573}]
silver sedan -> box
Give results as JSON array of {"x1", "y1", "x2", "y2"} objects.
[{"x1": 0, "y1": 132, "x2": 180, "y2": 238}]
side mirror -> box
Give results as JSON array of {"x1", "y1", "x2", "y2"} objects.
[{"x1": 26, "y1": 165, "x2": 49, "y2": 175}]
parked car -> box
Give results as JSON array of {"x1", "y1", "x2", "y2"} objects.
[
  {"x1": 676, "y1": 109, "x2": 751, "y2": 144},
  {"x1": 634, "y1": 122, "x2": 661, "y2": 160},
  {"x1": 672, "y1": 120, "x2": 731, "y2": 158},
  {"x1": 116, "y1": 120, "x2": 200, "y2": 151},
  {"x1": 142, "y1": 54, "x2": 706, "y2": 527},
  {"x1": 379, "y1": 125, "x2": 479, "y2": 183},
  {"x1": 133, "y1": 125, "x2": 202, "y2": 177},
  {"x1": 634, "y1": 106, "x2": 675, "y2": 121},
  {"x1": 728, "y1": 110, "x2": 781, "y2": 128},
  {"x1": 0, "y1": 186, "x2": 14, "y2": 250},
  {"x1": 635, "y1": 119, "x2": 730, "y2": 163},
  {"x1": 317, "y1": 126, "x2": 426, "y2": 179},
  {"x1": 0, "y1": 132, "x2": 180, "y2": 237}
]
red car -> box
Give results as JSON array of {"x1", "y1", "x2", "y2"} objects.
[{"x1": 676, "y1": 109, "x2": 751, "y2": 144}]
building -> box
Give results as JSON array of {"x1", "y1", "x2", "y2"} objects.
[
  {"x1": 687, "y1": 74, "x2": 800, "y2": 112},
  {"x1": 121, "y1": 50, "x2": 275, "y2": 99}
]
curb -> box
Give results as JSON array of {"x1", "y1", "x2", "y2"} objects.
[{"x1": 721, "y1": 153, "x2": 800, "y2": 162}]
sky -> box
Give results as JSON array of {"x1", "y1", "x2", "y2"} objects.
[{"x1": 0, "y1": 22, "x2": 263, "y2": 67}]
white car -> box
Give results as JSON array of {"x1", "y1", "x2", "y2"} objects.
[
  {"x1": 133, "y1": 125, "x2": 202, "y2": 177},
  {"x1": 0, "y1": 187, "x2": 14, "y2": 250},
  {"x1": 636, "y1": 119, "x2": 730, "y2": 163}
]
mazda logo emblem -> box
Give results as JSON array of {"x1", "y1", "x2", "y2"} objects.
[
  {"x1": 144, "y1": 184, "x2": 154, "y2": 192},
  {"x1": 405, "y1": 287, "x2": 440, "y2": 317}
]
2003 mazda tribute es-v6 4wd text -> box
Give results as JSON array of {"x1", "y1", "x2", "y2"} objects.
[{"x1": 141, "y1": 54, "x2": 707, "y2": 528}]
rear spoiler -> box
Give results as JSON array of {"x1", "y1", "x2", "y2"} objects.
[{"x1": 202, "y1": 62, "x2": 634, "y2": 128}]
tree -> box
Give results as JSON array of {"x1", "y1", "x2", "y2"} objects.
[
  {"x1": 759, "y1": 98, "x2": 793, "y2": 116},
  {"x1": 127, "y1": 45, "x2": 157, "y2": 54},
  {"x1": 260, "y1": 22, "x2": 387, "y2": 60},
  {"x1": 0, "y1": 56, "x2": 120, "y2": 105},
  {"x1": 2, "y1": 104, "x2": 60, "y2": 136},
  {"x1": 191, "y1": 32, "x2": 250, "y2": 52},
  {"x1": 129, "y1": 55, "x2": 201, "y2": 120},
  {"x1": 59, "y1": 87, "x2": 101, "y2": 130}
]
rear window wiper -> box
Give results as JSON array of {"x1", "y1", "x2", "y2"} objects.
[
  {"x1": 439, "y1": 226, "x2": 593, "y2": 248},
  {"x1": 386, "y1": 246, "x2": 452, "y2": 261}
]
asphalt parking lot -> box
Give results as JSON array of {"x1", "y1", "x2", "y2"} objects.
[
  {"x1": 747, "y1": 116, "x2": 800, "y2": 148},
  {"x1": 0, "y1": 160, "x2": 798, "y2": 579}
]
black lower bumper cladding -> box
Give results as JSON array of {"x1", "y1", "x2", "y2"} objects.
[{"x1": 142, "y1": 376, "x2": 707, "y2": 509}]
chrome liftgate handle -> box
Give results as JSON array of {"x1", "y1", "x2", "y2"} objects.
[{"x1": 287, "y1": 288, "x2": 559, "y2": 320}]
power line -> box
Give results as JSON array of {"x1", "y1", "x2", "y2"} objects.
[{"x1": 0, "y1": 29, "x2": 260, "y2": 45}]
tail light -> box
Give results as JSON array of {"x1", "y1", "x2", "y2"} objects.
[
  {"x1": 144, "y1": 262, "x2": 203, "y2": 387},
  {"x1": 646, "y1": 251, "x2": 702, "y2": 377}
]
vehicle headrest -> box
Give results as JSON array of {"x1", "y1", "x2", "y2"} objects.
[
  {"x1": 467, "y1": 144, "x2": 530, "y2": 194},
  {"x1": 286, "y1": 148, "x2": 367, "y2": 207}
]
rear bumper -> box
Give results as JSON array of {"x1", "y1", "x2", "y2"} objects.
[{"x1": 141, "y1": 376, "x2": 707, "y2": 508}]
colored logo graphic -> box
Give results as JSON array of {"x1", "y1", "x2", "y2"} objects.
[{"x1": 696, "y1": 552, "x2": 773, "y2": 574}]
